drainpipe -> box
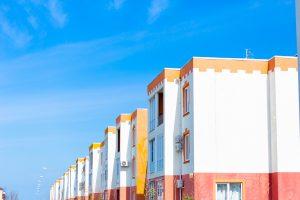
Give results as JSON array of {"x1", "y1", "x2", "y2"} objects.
[{"x1": 178, "y1": 77, "x2": 183, "y2": 200}]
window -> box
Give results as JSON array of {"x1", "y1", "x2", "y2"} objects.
[
  {"x1": 132, "y1": 126, "x2": 136, "y2": 147},
  {"x1": 117, "y1": 128, "x2": 121, "y2": 152},
  {"x1": 216, "y1": 182, "x2": 242, "y2": 200},
  {"x1": 157, "y1": 180, "x2": 164, "y2": 200},
  {"x1": 149, "y1": 139, "x2": 155, "y2": 173},
  {"x1": 132, "y1": 157, "x2": 136, "y2": 179},
  {"x1": 183, "y1": 83, "x2": 190, "y2": 116},
  {"x1": 183, "y1": 130, "x2": 190, "y2": 163},
  {"x1": 158, "y1": 92, "x2": 164, "y2": 126},
  {"x1": 149, "y1": 97, "x2": 156, "y2": 131},
  {"x1": 157, "y1": 135, "x2": 164, "y2": 172}
]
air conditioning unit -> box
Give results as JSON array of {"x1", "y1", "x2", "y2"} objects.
[
  {"x1": 120, "y1": 161, "x2": 129, "y2": 167},
  {"x1": 176, "y1": 180, "x2": 184, "y2": 188},
  {"x1": 175, "y1": 135, "x2": 183, "y2": 143},
  {"x1": 175, "y1": 143, "x2": 182, "y2": 152},
  {"x1": 175, "y1": 135, "x2": 183, "y2": 152}
]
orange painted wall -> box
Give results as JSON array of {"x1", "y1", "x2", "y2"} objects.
[{"x1": 135, "y1": 109, "x2": 148, "y2": 198}]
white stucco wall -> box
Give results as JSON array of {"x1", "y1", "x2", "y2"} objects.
[
  {"x1": 69, "y1": 167, "x2": 76, "y2": 199},
  {"x1": 107, "y1": 132, "x2": 117, "y2": 190},
  {"x1": 63, "y1": 172, "x2": 69, "y2": 200},
  {"x1": 84, "y1": 156, "x2": 89, "y2": 197},
  {"x1": 193, "y1": 68, "x2": 270, "y2": 173},
  {"x1": 180, "y1": 72, "x2": 194, "y2": 175},
  {"x1": 89, "y1": 147, "x2": 101, "y2": 194},
  {"x1": 59, "y1": 179, "x2": 63, "y2": 200},
  {"x1": 118, "y1": 120, "x2": 133, "y2": 188},
  {"x1": 54, "y1": 181, "x2": 59, "y2": 200},
  {"x1": 76, "y1": 160, "x2": 85, "y2": 197},
  {"x1": 269, "y1": 67, "x2": 300, "y2": 172}
]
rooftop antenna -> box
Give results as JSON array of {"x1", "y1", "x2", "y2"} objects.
[{"x1": 245, "y1": 49, "x2": 252, "y2": 59}]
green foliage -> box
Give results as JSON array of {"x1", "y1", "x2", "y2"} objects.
[
  {"x1": 183, "y1": 193, "x2": 193, "y2": 200},
  {"x1": 145, "y1": 183, "x2": 157, "y2": 199}
]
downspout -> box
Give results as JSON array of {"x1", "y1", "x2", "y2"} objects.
[{"x1": 179, "y1": 77, "x2": 183, "y2": 200}]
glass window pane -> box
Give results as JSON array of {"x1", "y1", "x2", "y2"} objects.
[
  {"x1": 229, "y1": 183, "x2": 241, "y2": 200},
  {"x1": 217, "y1": 184, "x2": 228, "y2": 200}
]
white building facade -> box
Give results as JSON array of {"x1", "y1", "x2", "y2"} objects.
[
  {"x1": 88, "y1": 143, "x2": 102, "y2": 199},
  {"x1": 147, "y1": 56, "x2": 300, "y2": 200},
  {"x1": 75, "y1": 157, "x2": 87, "y2": 200}
]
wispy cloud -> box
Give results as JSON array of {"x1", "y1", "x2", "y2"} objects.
[
  {"x1": 0, "y1": 13, "x2": 32, "y2": 47},
  {"x1": 249, "y1": 1, "x2": 262, "y2": 9},
  {"x1": 148, "y1": 0, "x2": 169, "y2": 23},
  {"x1": 27, "y1": 15, "x2": 38, "y2": 29},
  {"x1": 0, "y1": 85, "x2": 145, "y2": 124},
  {"x1": 109, "y1": 0, "x2": 126, "y2": 10},
  {"x1": 0, "y1": 31, "x2": 148, "y2": 97},
  {"x1": 46, "y1": 0, "x2": 67, "y2": 28}
]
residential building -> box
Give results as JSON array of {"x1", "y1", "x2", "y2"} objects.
[
  {"x1": 147, "y1": 56, "x2": 300, "y2": 200},
  {"x1": 50, "y1": 185, "x2": 54, "y2": 200},
  {"x1": 88, "y1": 143, "x2": 102, "y2": 199},
  {"x1": 83, "y1": 156, "x2": 89, "y2": 199},
  {"x1": 75, "y1": 157, "x2": 87, "y2": 200},
  {"x1": 0, "y1": 187, "x2": 5, "y2": 200},
  {"x1": 113, "y1": 109, "x2": 148, "y2": 200},
  {"x1": 59, "y1": 178, "x2": 64, "y2": 200},
  {"x1": 63, "y1": 171, "x2": 69, "y2": 200},
  {"x1": 102, "y1": 126, "x2": 117, "y2": 200},
  {"x1": 68, "y1": 165, "x2": 76, "y2": 200},
  {"x1": 54, "y1": 179, "x2": 60, "y2": 200}
]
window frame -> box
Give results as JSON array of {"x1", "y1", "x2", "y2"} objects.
[
  {"x1": 182, "y1": 82, "x2": 190, "y2": 116},
  {"x1": 117, "y1": 128, "x2": 121, "y2": 152},
  {"x1": 215, "y1": 181, "x2": 244, "y2": 200},
  {"x1": 157, "y1": 91, "x2": 164, "y2": 126},
  {"x1": 183, "y1": 129, "x2": 190, "y2": 163}
]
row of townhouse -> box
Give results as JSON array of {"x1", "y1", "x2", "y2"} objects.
[
  {"x1": 51, "y1": 55, "x2": 300, "y2": 200},
  {"x1": 50, "y1": 109, "x2": 148, "y2": 200}
]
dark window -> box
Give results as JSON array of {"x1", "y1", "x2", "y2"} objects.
[
  {"x1": 117, "y1": 128, "x2": 120, "y2": 152},
  {"x1": 158, "y1": 92, "x2": 164, "y2": 126}
]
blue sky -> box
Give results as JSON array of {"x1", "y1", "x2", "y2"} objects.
[{"x1": 0, "y1": 0, "x2": 297, "y2": 199}]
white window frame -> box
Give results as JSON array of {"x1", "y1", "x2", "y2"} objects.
[
  {"x1": 183, "y1": 84, "x2": 190, "y2": 115},
  {"x1": 216, "y1": 182, "x2": 243, "y2": 200}
]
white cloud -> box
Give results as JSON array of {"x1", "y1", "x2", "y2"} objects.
[
  {"x1": 110, "y1": 0, "x2": 126, "y2": 10},
  {"x1": 148, "y1": 0, "x2": 169, "y2": 23},
  {"x1": 46, "y1": 0, "x2": 67, "y2": 28},
  {"x1": 0, "y1": 14, "x2": 32, "y2": 47}
]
